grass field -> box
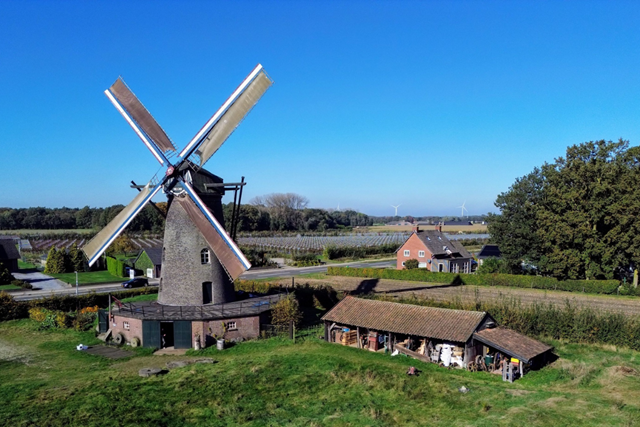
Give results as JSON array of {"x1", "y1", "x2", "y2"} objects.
[
  {"x1": 50, "y1": 270, "x2": 123, "y2": 286},
  {"x1": 18, "y1": 259, "x2": 38, "y2": 270},
  {"x1": 367, "y1": 224, "x2": 488, "y2": 233},
  {"x1": 0, "y1": 284, "x2": 21, "y2": 291},
  {"x1": 1, "y1": 319, "x2": 640, "y2": 426}
]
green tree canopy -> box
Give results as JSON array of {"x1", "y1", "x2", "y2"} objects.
[{"x1": 489, "y1": 139, "x2": 640, "y2": 280}]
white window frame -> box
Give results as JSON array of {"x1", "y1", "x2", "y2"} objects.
[
  {"x1": 201, "y1": 248, "x2": 210, "y2": 265},
  {"x1": 227, "y1": 321, "x2": 237, "y2": 331},
  {"x1": 123, "y1": 321, "x2": 130, "y2": 330},
  {"x1": 418, "y1": 251, "x2": 425, "y2": 258},
  {"x1": 404, "y1": 250, "x2": 410, "y2": 257}
]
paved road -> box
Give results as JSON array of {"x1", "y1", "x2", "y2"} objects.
[{"x1": 10, "y1": 260, "x2": 395, "y2": 301}]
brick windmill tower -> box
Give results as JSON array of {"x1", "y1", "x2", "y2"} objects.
[{"x1": 83, "y1": 64, "x2": 272, "y2": 309}]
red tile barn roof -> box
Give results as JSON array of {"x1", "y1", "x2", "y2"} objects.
[{"x1": 322, "y1": 297, "x2": 488, "y2": 343}]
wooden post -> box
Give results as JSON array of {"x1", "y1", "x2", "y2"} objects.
[
  {"x1": 519, "y1": 361, "x2": 523, "y2": 377},
  {"x1": 356, "y1": 327, "x2": 361, "y2": 348},
  {"x1": 502, "y1": 360, "x2": 507, "y2": 382},
  {"x1": 509, "y1": 362, "x2": 514, "y2": 383},
  {"x1": 389, "y1": 332, "x2": 394, "y2": 352}
]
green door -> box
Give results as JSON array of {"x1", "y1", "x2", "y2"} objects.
[
  {"x1": 143, "y1": 320, "x2": 161, "y2": 349},
  {"x1": 174, "y1": 321, "x2": 192, "y2": 349},
  {"x1": 98, "y1": 310, "x2": 108, "y2": 333}
]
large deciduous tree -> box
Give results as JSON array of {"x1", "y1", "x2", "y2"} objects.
[{"x1": 489, "y1": 139, "x2": 640, "y2": 280}]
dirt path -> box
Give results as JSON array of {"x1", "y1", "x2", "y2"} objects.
[{"x1": 280, "y1": 275, "x2": 640, "y2": 316}]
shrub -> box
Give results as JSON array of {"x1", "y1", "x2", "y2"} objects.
[
  {"x1": 477, "y1": 258, "x2": 509, "y2": 275},
  {"x1": 73, "y1": 311, "x2": 97, "y2": 331},
  {"x1": 271, "y1": 295, "x2": 302, "y2": 326},
  {"x1": 404, "y1": 259, "x2": 419, "y2": 270},
  {"x1": 0, "y1": 263, "x2": 14, "y2": 284},
  {"x1": 106, "y1": 256, "x2": 125, "y2": 277},
  {"x1": 11, "y1": 279, "x2": 32, "y2": 289},
  {"x1": 327, "y1": 267, "x2": 621, "y2": 295},
  {"x1": 0, "y1": 287, "x2": 157, "y2": 321},
  {"x1": 28, "y1": 307, "x2": 47, "y2": 322}
]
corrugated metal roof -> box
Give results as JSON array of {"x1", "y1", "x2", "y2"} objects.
[
  {"x1": 322, "y1": 297, "x2": 487, "y2": 343},
  {"x1": 473, "y1": 327, "x2": 553, "y2": 363}
]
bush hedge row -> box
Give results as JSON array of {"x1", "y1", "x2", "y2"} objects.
[
  {"x1": 323, "y1": 244, "x2": 398, "y2": 260},
  {"x1": 327, "y1": 267, "x2": 621, "y2": 295},
  {"x1": 0, "y1": 287, "x2": 158, "y2": 321},
  {"x1": 106, "y1": 256, "x2": 125, "y2": 278}
]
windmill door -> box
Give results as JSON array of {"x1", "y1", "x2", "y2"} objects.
[
  {"x1": 174, "y1": 321, "x2": 192, "y2": 349},
  {"x1": 98, "y1": 310, "x2": 109, "y2": 333},
  {"x1": 142, "y1": 320, "x2": 161, "y2": 349}
]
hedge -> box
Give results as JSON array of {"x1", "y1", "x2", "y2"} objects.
[
  {"x1": 106, "y1": 256, "x2": 125, "y2": 277},
  {"x1": 327, "y1": 267, "x2": 621, "y2": 295},
  {"x1": 0, "y1": 287, "x2": 158, "y2": 322}
]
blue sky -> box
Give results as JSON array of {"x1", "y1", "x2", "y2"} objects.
[{"x1": 2, "y1": 1, "x2": 640, "y2": 216}]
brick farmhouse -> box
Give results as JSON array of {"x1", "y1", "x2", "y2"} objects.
[{"x1": 396, "y1": 226, "x2": 473, "y2": 273}]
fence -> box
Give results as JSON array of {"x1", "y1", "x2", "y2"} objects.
[
  {"x1": 115, "y1": 294, "x2": 284, "y2": 321},
  {"x1": 259, "y1": 323, "x2": 324, "y2": 342}
]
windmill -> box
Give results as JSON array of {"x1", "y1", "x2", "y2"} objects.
[
  {"x1": 391, "y1": 205, "x2": 400, "y2": 216},
  {"x1": 83, "y1": 64, "x2": 273, "y2": 306},
  {"x1": 458, "y1": 201, "x2": 468, "y2": 218}
]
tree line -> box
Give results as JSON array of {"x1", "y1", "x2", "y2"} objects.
[
  {"x1": 0, "y1": 193, "x2": 374, "y2": 233},
  {"x1": 488, "y1": 139, "x2": 640, "y2": 281}
]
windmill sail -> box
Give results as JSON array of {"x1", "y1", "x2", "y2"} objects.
[
  {"x1": 83, "y1": 183, "x2": 163, "y2": 266},
  {"x1": 179, "y1": 181, "x2": 251, "y2": 280},
  {"x1": 195, "y1": 70, "x2": 273, "y2": 166},
  {"x1": 106, "y1": 78, "x2": 176, "y2": 163},
  {"x1": 178, "y1": 64, "x2": 272, "y2": 165}
]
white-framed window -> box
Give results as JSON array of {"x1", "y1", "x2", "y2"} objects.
[
  {"x1": 404, "y1": 250, "x2": 410, "y2": 257},
  {"x1": 227, "y1": 321, "x2": 237, "y2": 330},
  {"x1": 418, "y1": 262, "x2": 427, "y2": 268},
  {"x1": 418, "y1": 251, "x2": 425, "y2": 258},
  {"x1": 401, "y1": 261, "x2": 406, "y2": 267},
  {"x1": 123, "y1": 321, "x2": 130, "y2": 330},
  {"x1": 201, "y1": 248, "x2": 210, "y2": 264}
]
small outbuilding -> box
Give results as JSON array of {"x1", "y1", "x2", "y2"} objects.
[
  {"x1": 0, "y1": 238, "x2": 20, "y2": 272},
  {"x1": 477, "y1": 245, "x2": 502, "y2": 266},
  {"x1": 322, "y1": 297, "x2": 553, "y2": 381},
  {"x1": 134, "y1": 247, "x2": 162, "y2": 278}
]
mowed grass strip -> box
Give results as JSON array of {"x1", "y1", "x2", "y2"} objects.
[
  {"x1": 2, "y1": 319, "x2": 640, "y2": 426},
  {"x1": 50, "y1": 270, "x2": 124, "y2": 286}
]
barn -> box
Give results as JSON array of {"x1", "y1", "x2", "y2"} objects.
[{"x1": 322, "y1": 297, "x2": 553, "y2": 381}]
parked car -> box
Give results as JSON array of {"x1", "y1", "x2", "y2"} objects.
[{"x1": 121, "y1": 278, "x2": 148, "y2": 288}]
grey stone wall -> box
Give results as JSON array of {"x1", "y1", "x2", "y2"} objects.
[{"x1": 158, "y1": 194, "x2": 235, "y2": 306}]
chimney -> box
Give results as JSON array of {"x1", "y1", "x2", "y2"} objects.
[
  {"x1": 435, "y1": 222, "x2": 443, "y2": 232},
  {"x1": 412, "y1": 225, "x2": 420, "y2": 233}
]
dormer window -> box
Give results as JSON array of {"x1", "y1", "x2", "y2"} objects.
[{"x1": 201, "y1": 248, "x2": 210, "y2": 264}]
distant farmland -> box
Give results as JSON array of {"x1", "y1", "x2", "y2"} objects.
[{"x1": 17, "y1": 232, "x2": 488, "y2": 253}]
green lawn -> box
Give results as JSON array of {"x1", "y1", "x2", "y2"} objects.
[
  {"x1": 1, "y1": 319, "x2": 640, "y2": 426},
  {"x1": 120, "y1": 293, "x2": 158, "y2": 303},
  {"x1": 0, "y1": 284, "x2": 21, "y2": 291},
  {"x1": 18, "y1": 260, "x2": 38, "y2": 270},
  {"x1": 50, "y1": 270, "x2": 123, "y2": 286}
]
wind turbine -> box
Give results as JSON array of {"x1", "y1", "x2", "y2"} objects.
[
  {"x1": 458, "y1": 201, "x2": 468, "y2": 218},
  {"x1": 391, "y1": 205, "x2": 400, "y2": 216}
]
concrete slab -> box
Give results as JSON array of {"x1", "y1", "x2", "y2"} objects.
[
  {"x1": 153, "y1": 347, "x2": 188, "y2": 356},
  {"x1": 84, "y1": 345, "x2": 133, "y2": 360},
  {"x1": 12, "y1": 271, "x2": 70, "y2": 291}
]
